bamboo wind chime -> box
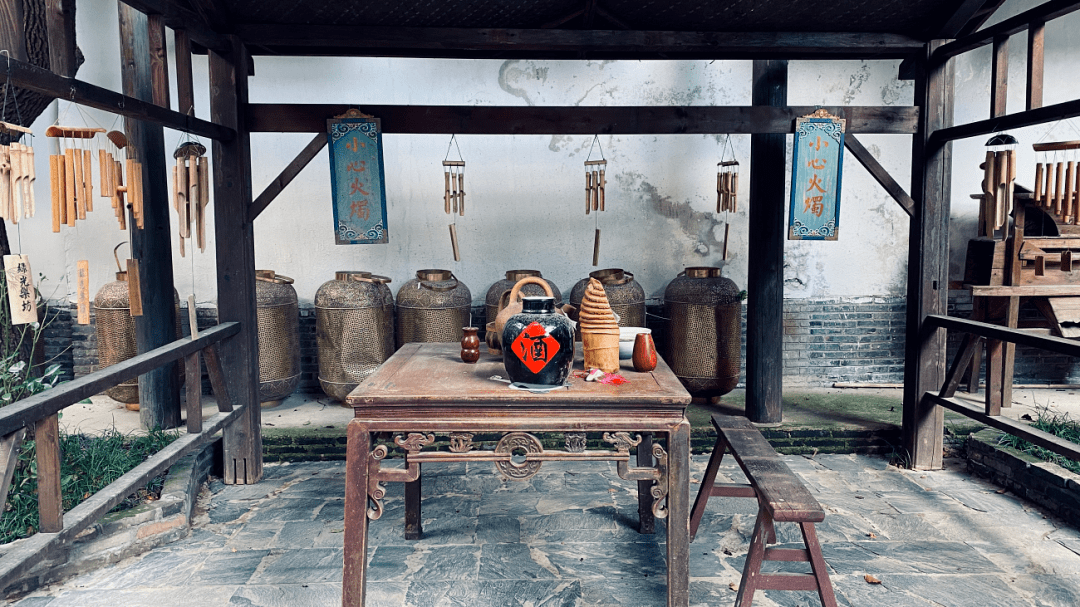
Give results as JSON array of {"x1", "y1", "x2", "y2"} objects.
[
  {"x1": 585, "y1": 155, "x2": 607, "y2": 266},
  {"x1": 0, "y1": 121, "x2": 36, "y2": 225},
  {"x1": 103, "y1": 130, "x2": 139, "y2": 230},
  {"x1": 1032, "y1": 140, "x2": 1080, "y2": 226},
  {"x1": 979, "y1": 133, "x2": 1018, "y2": 238},
  {"x1": 717, "y1": 157, "x2": 740, "y2": 260},
  {"x1": 172, "y1": 141, "x2": 209, "y2": 256},
  {"x1": 443, "y1": 158, "x2": 464, "y2": 261}
]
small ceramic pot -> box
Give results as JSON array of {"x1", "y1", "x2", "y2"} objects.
[
  {"x1": 502, "y1": 296, "x2": 575, "y2": 386},
  {"x1": 460, "y1": 327, "x2": 480, "y2": 363},
  {"x1": 632, "y1": 333, "x2": 658, "y2": 372}
]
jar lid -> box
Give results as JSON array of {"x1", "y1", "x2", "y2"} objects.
[
  {"x1": 506, "y1": 269, "x2": 541, "y2": 281},
  {"x1": 521, "y1": 296, "x2": 555, "y2": 314},
  {"x1": 417, "y1": 269, "x2": 453, "y2": 282},
  {"x1": 335, "y1": 271, "x2": 372, "y2": 281},
  {"x1": 684, "y1": 267, "x2": 717, "y2": 279}
]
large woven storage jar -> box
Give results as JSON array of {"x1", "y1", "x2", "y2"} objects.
[
  {"x1": 663, "y1": 267, "x2": 742, "y2": 397},
  {"x1": 315, "y1": 271, "x2": 394, "y2": 402},
  {"x1": 93, "y1": 272, "x2": 182, "y2": 406},
  {"x1": 568, "y1": 269, "x2": 645, "y2": 338},
  {"x1": 484, "y1": 270, "x2": 562, "y2": 327},
  {"x1": 255, "y1": 270, "x2": 300, "y2": 406},
  {"x1": 395, "y1": 269, "x2": 471, "y2": 348}
]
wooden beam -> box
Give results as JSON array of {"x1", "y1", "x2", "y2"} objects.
[
  {"x1": 120, "y1": 3, "x2": 182, "y2": 431},
  {"x1": 969, "y1": 284, "x2": 1080, "y2": 297},
  {"x1": 174, "y1": 30, "x2": 195, "y2": 116},
  {"x1": 940, "y1": 334, "x2": 983, "y2": 398},
  {"x1": 955, "y1": 0, "x2": 1009, "y2": 38},
  {"x1": 927, "y1": 393, "x2": 1080, "y2": 462},
  {"x1": 925, "y1": 313, "x2": 1080, "y2": 356},
  {"x1": 935, "y1": 0, "x2": 995, "y2": 38},
  {"x1": 118, "y1": 0, "x2": 229, "y2": 52},
  {"x1": 904, "y1": 41, "x2": 954, "y2": 471},
  {"x1": 44, "y1": 0, "x2": 76, "y2": 77},
  {"x1": 210, "y1": 36, "x2": 262, "y2": 485},
  {"x1": 930, "y1": 98, "x2": 1080, "y2": 146},
  {"x1": 247, "y1": 104, "x2": 919, "y2": 135},
  {"x1": 247, "y1": 134, "x2": 327, "y2": 222},
  {"x1": 1027, "y1": 20, "x2": 1045, "y2": 110},
  {"x1": 0, "y1": 406, "x2": 245, "y2": 592},
  {"x1": 148, "y1": 13, "x2": 170, "y2": 108},
  {"x1": 844, "y1": 134, "x2": 915, "y2": 217},
  {"x1": 234, "y1": 24, "x2": 925, "y2": 59},
  {"x1": 0, "y1": 55, "x2": 233, "y2": 141},
  {"x1": 935, "y1": 0, "x2": 1080, "y2": 60},
  {"x1": 745, "y1": 60, "x2": 787, "y2": 425},
  {"x1": 186, "y1": 0, "x2": 231, "y2": 32},
  {"x1": 0, "y1": 324, "x2": 238, "y2": 437},
  {"x1": 991, "y1": 36, "x2": 1009, "y2": 118}
]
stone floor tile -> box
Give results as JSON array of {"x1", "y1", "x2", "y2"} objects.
[
  {"x1": 228, "y1": 582, "x2": 341, "y2": 606},
  {"x1": 248, "y1": 548, "x2": 345, "y2": 584},
  {"x1": 187, "y1": 549, "x2": 270, "y2": 585},
  {"x1": 404, "y1": 580, "x2": 582, "y2": 607}
]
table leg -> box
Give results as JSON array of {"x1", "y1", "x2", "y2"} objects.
[
  {"x1": 637, "y1": 432, "x2": 655, "y2": 534},
  {"x1": 343, "y1": 420, "x2": 372, "y2": 607},
  {"x1": 667, "y1": 420, "x2": 691, "y2": 607},
  {"x1": 405, "y1": 464, "x2": 422, "y2": 540}
]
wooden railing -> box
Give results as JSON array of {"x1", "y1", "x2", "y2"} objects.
[
  {"x1": 922, "y1": 314, "x2": 1080, "y2": 461},
  {"x1": 0, "y1": 322, "x2": 242, "y2": 590}
]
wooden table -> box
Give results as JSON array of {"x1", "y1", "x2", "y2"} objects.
[{"x1": 343, "y1": 342, "x2": 693, "y2": 606}]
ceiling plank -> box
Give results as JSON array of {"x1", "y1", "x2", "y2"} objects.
[
  {"x1": 935, "y1": 0, "x2": 993, "y2": 38},
  {"x1": 234, "y1": 25, "x2": 924, "y2": 59},
  {"x1": 247, "y1": 104, "x2": 919, "y2": 135}
]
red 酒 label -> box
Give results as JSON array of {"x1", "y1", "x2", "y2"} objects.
[{"x1": 510, "y1": 322, "x2": 560, "y2": 374}]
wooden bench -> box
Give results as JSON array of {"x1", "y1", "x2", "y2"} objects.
[{"x1": 689, "y1": 414, "x2": 837, "y2": 607}]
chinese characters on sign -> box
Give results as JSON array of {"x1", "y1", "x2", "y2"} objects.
[
  {"x1": 3, "y1": 254, "x2": 37, "y2": 325},
  {"x1": 327, "y1": 110, "x2": 389, "y2": 244},
  {"x1": 788, "y1": 109, "x2": 846, "y2": 241}
]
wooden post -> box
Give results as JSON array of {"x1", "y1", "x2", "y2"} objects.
[
  {"x1": 35, "y1": 414, "x2": 62, "y2": 532},
  {"x1": 209, "y1": 36, "x2": 262, "y2": 485},
  {"x1": 147, "y1": 14, "x2": 170, "y2": 109},
  {"x1": 119, "y1": 4, "x2": 181, "y2": 430},
  {"x1": 44, "y1": 0, "x2": 76, "y2": 78},
  {"x1": 0, "y1": 1, "x2": 27, "y2": 72},
  {"x1": 174, "y1": 30, "x2": 195, "y2": 116},
  {"x1": 746, "y1": 59, "x2": 787, "y2": 424},
  {"x1": 991, "y1": 35, "x2": 1009, "y2": 118},
  {"x1": 903, "y1": 41, "x2": 954, "y2": 470},
  {"x1": 1027, "y1": 20, "x2": 1045, "y2": 111}
]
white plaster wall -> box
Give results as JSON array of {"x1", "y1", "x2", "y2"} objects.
[{"x1": 16, "y1": 0, "x2": 1064, "y2": 309}]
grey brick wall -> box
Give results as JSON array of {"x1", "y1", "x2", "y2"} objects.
[{"x1": 37, "y1": 294, "x2": 1080, "y2": 394}]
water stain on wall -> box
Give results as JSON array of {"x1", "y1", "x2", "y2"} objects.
[{"x1": 623, "y1": 173, "x2": 723, "y2": 258}]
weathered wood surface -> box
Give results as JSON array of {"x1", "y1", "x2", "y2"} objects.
[
  {"x1": 0, "y1": 55, "x2": 233, "y2": 141},
  {"x1": 968, "y1": 284, "x2": 1080, "y2": 297},
  {"x1": 745, "y1": 60, "x2": 786, "y2": 424},
  {"x1": 844, "y1": 134, "x2": 915, "y2": 216},
  {"x1": 0, "y1": 323, "x2": 238, "y2": 437},
  {"x1": 235, "y1": 25, "x2": 923, "y2": 59},
  {"x1": 347, "y1": 343, "x2": 690, "y2": 409},
  {"x1": 121, "y1": 3, "x2": 182, "y2": 431},
  {"x1": 148, "y1": 13, "x2": 170, "y2": 108},
  {"x1": 185, "y1": 351, "x2": 202, "y2": 433},
  {"x1": 1027, "y1": 20, "x2": 1045, "y2": 110},
  {"x1": 210, "y1": 37, "x2": 262, "y2": 485},
  {"x1": 0, "y1": 406, "x2": 245, "y2": 593},
  {"x1": 247, "y1": 133, "x2": 327, "y2": 222},
  {"x1": 935, "y1": 0, "x2": 1080, "y2": 60},
  {"x1": 904, "y1": 41, "x2": 953, "y2": 470},
  {"x1": 44, "y1": 0, "x2": 76, "y2": 77},
  {"x1": 0, "y1": 428, "x2": 25, "y2": 513},
  {"x1": 927, "y1": 392, "x2": 1080, "y2": 462},
  {"x1": 0, "y1": 0, "x2": 27, "y2": 67},
  {"x1": 925, "y1": 313, "x2": 1080, "y2": 357},
  {"x1": 247, "y1": 104, "x2": 919, "y2": 135},
  {"x1": 991, "y1": 36, "x2": 1009, "y2": 118},
  {"x1": 117, "y1": 0, "x2": 229, "y2": 52},
  {"x1": 174, "y1": 29, "x2": 195, "y2": 116},
  {"x1": 34, "y1": 414, "x2": 62, "y2": 533}
]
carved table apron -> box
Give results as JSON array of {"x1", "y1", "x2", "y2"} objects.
[{"x1": 343, "y1": 342, "x2": 693, "y2": 607}]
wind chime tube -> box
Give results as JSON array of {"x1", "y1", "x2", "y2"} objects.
[
  {"x1": 591, "y1": 169, "x2": 599, "y2": 211},
  {"x1": 64, "y1": 149, "x2": 76, "y2": 227},
  {"x1": 449, "y1": 223, "x2": 460, "y2": 262},
  {"x1": 50, "y1": 155, "x2": 60, "y2": 232},
  {"x1": 99, "y1": 149, "x2": 109, "y2": 193},
  {"x1": 198, "y1": 157, "x2": 209, "y2": 251},
  {"x1": 1066, "y1": 161, "x2": 1075, "y2": 223},
  {"x1": 981, "y1": 151, "x2": 995, "y2": 237},
  {"x1": 592, "y1": 228, "x2": 601, "y2": 266},
  {"x1": 1035, "y1": 161, "x2": 1045, "y2": 204},
  {"x1": 443, "y1": 169, "x2": 450, "y2": 214},
  {"x1": 723, "y1": 223, "x2": 730, "y2": 260},
  {"x1": 458, "y1": 169, "x2": 465, "y2": 216},
  {"x1": 0, "y1": 148, "x2": 10, "y2": 223},
  {"x1": 115, "y1": 159, "x2": 126, "y2": 231},
  {"x1": 82, "y1": 149, "x2": 94, "y2": 212},
  {"x1": 1006, "y1": 149, "x2": 1016, "y2": 221},
  {"x1": 716, "y1": 170, "x2": 722, "y2": 213},
  {"x1": 188, "y1": 157, "x2": 198, "y2": 238},
  {"x1": 585, "y1": 170, "x2": 591, "y2": 215},
  {"x1": 1044, "y1": 162, "x2": 1055, "y2": 209},
  {"x1": 731, "y1": 171, "x2": 739, "y2": 212},
  {"x1": 1055, "y1": 160, "x2": 1065, "y2": 216},
  {"x1": 57, "y1": 155, "x2": 67, "y2": 226},
  {"x1": 25, "y1": 145, "x2": 34, "y2": 218},
  {"x1": 996, "y1": 151, "x2": 1008, "y2": 229},
  {"x1": 598, "y1": 169, "x2": 605, "y2": 212},
  {"x1": 74, "y1": 145, "x2": 87, "y2": 219},
  {"x1": 1073, "y1": 160, "x2": 1080, "y2": 225}
]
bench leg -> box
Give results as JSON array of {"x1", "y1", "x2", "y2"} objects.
[
  {"x1": 735, "y1": 506, "x2": 771, "y2": 607},
  {"x1": 637, "y1": 433, "x2": 655, "y2": 534},
  {"x1": 801, "y1": 522, "x2": 838, "y2": 607},
  {"x1": 404, "y1": 464, "x2": 422, "y2": 540},
  {"x1": 689, "y1": 436, "x2": 726, "y2": 542}
]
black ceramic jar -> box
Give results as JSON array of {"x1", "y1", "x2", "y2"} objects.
[{"x1": 501, "y1": 296, "x2": 575, "y2": 386}]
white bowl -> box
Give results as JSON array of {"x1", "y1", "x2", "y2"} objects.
[{"x1": 618, "y1": 327, "x2": 651, "y2": 359}]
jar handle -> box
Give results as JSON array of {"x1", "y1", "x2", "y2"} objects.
[{"x1": 508, "y1": 276, "x2": 553, "y2": 303}]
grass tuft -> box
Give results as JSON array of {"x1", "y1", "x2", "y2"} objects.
[
  {"x1": 1, "y1": 427, "x2": 180, "y2": 545},
  {"x1": 997, "y1": 408, "x2": 1080, "y2": 476}
]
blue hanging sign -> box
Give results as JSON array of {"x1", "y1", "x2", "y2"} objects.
[
  {"x1": 327, "y1": 109, "x2": 389, "y2": 244},
  {"x1": 788, "y1": 109, "x2": 845, "y2": 241}
]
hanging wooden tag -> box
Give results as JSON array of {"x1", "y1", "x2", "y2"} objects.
[
  {"x1": 76, "y1": 260, "x2": 90, "y2": 325},
  {"x1": 592, "y1": 228, "x2": 601, "y2": 266},
  {"x1": 3, "y1": 254, "x2": 37, "y2": 325},
  {"x1": 127, "y1": 258, "x2": 143, "y2": 316},
  {"x1": 188, "y1": 294, "x2": 199, "y2": 339}
]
